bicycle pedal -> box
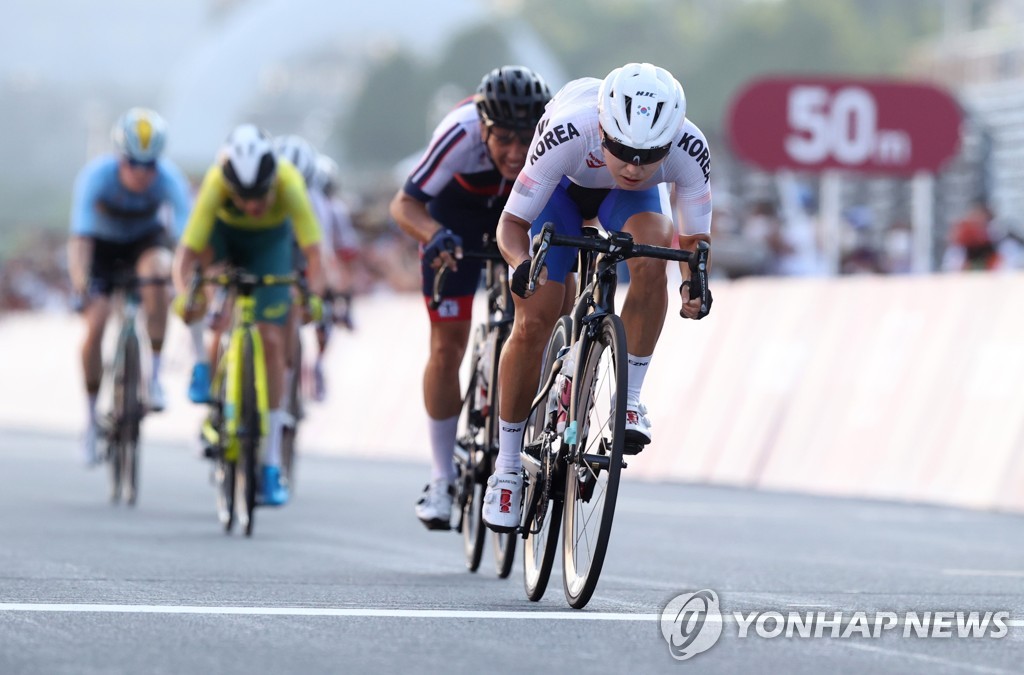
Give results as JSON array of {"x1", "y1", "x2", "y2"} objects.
[{"x1": 623, "y1": 442, "x2": 646, "y2": 456}]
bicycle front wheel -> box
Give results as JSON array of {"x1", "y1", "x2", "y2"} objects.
[
  {"x1": 522, "y1": 316, "x2": 571, "y2": 601},
  {"x1": 120, "y1": 332, "x2": 142, "y2": 506},
  {"x1": 236, "y1": 331, "x2": 260, "y2": 537},
  {"x1": 216, "y1": 458, "x2": 236, "y2": 533},
  {"x1": 458, "y1": 325, "x2": 488, "y2": 572},
  {"x1": 562, "y1": 314, "x2": 626, "y2": 609},
  {"x1": 489, "y1": 328, "x2": 516, "y2": 579}
]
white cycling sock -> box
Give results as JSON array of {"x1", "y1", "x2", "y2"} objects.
[
  {"x1": 265, "y1": 408, "x2": 286, "y2": 467},
  {"x1": 428, "y1": 415, "x2": 458, "y2": 483},
  {"x1": 87, "y1": 393, "x2": 98, "y2": 425},
  {"x1": 188, "y1": 322, "x2": 207, "y2": 364},
  {"x1": 151, "y1": 353, "x2": 162, "y2": 382},
  {"x1": 495, "y1": 418, "x2": 525, "y2": 474},
  {"x1": 280, "y1": 367, "x2": 295, "y2": 412},
  {"x1": 626, "y1": 353, "x2": 651, "y2": 407}
]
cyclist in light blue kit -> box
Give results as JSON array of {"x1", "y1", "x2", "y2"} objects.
[{"x1": 67, "y1": 107, "x2": 192, "y2": 465}]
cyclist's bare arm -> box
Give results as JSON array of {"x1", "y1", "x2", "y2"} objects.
[
  {"x1": 389, "y1": 191, "x2": 439, "y2": 244},
  {"x1": 67, "y1": 236, "x2": 93, "y2": 293},
  {"x1": 496, "y1": 212, "x2": 532, "y2": 269},
  {"x1": 677, "y1": 233, "x2": 712, "y2": 320},
  {"x1": 389, "y1": 191, "x2": 459, "y2": 271},
  {"x1": 172, "y1": 245, "x2": 202, "y2": 298},
  {"x1": 301, "y1": 243, "x2": 326, "y2": 297}
]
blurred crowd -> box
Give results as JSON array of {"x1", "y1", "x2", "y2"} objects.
[
  {"x1": 0, "y1": 185, "x2": 423, "y2": 314},
  {"x1": 711, "y1": 191, "x2": 1024, "y2": 280},
  {"x1": 3, "y1": 185, "x2": 1023, "y2": 314}
]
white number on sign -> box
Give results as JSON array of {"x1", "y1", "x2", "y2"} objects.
[{"x1": 784, "y1": 85, "x2": 910, "y2": 166}]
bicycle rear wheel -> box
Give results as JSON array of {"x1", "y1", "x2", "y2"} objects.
[
  {"x1": 562, "y1": 314, "x2": 626, "y2": 609},
  {"x1": 237, "y1": 331, "x2": 260, "y2": 537},
  {"x1": 120, "y1": 332, "x2": 143, "y2": 506},
  {"x1": 522, "y1": 316, "x2": 570, "y2": 601}
]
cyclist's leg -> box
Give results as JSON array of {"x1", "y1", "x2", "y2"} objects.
[
  {"x1": 184, "y1": 232, "x2": 220, "y2": 404},
  {"x1": 80, "y1": 239, "x2": 119, "y2": 465},
  {"x1": 245, "y1": 220, "x2": 295, "y2": 504},
  {"x1": 484, "y1": 185, "x2": 579, "y2": 530},
  {"x1": 414, "y1": 244, "x2": 482, "y2": 527},
  {"x1": 134, "y1": 230, "x2": 173, "y2": 410},
  {"x1": 597, "y1": 186, "x2": 673, "y2": 443}
]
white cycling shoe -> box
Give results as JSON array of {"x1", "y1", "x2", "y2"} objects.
[
  {"x1": 148, "y1": 378, "x2": 166, "y2": 413},
  {"x1": 415, "y1": 479, "x2": 454, "y2": 531},
  {"x1": 624, "y1": 401, "x2": 652, "y2": 448},
  {"x1": 482, "y1": 471, "x2": 523, "y2": 533}
]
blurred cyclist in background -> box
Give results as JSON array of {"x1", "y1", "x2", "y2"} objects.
[
  {"x1": 309, "y1": 153, "x2": 359, "y2": 401},
  {"x1": 68, "y1": 107, "x2": 192, "y2": 466},
  {"x1": 389, "y1": 65, "x2": 552, "y2": 530},
  {"x1": 482, "y1": 63, "x2": 714, "y2": 532},
  {"x1": 172, "y1": 124, "x2": 325, "y2": 506}
]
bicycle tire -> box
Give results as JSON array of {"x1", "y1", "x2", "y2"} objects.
[
  {"x1": 210, "y1": 339, "x2": 235, "y2": 533},
  {"x1": 216, "y1": 458, "x2": 236, "y2": 533},
  {"x1": 562, "y1": 313, "x2": 626, "y2": 609},
  {"x1": 237, "y1": 331, "x2": 260, "y2": 537},
  {"x1": 489, "y1": 328, "x2": 516, "y2": 579},
  {"x1": 120, "y1": 331, "x2": 142, "y2": 506},
  {"x1": 107, "y1": 327, "x2": 131, "y2": 504},
  {"x1": 459, "y1": 325, "x2": 488, "y2": 572},
  {"x1": 522, "y1": 316, "x2": 571, "y2": 602},
  {"x1": 281, "y1": 334, "x2": 302, "y2": 493}
]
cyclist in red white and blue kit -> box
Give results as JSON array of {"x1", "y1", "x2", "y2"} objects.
[{"x1": 389, "y1": 66, "x2": 552, "y2": 530}]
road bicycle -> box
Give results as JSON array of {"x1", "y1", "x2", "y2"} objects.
[
  {"x1": 101, "y1": 272, "x2": 169, "y2": 506},
  {"x1": 431, "y1": 243, "x2": 517, "y2": 577},
  {"x1": 517, "y1": 222, "x2": 710, "y2": 608},
  {"x1": 189, "y1": 267, "x2": 301, "y2": 537}
]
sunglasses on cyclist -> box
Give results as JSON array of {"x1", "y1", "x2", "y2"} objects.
[
  {"x1": 488, "y1": 127, "x2": 534, "y2": 147},
  {"x1": 232, "y1": 187, "x2": 271, "y2": 203},
  {"x1": 124, "y1": 156, "x2": 158, "y2": 171},
  {"x1": 601, "y1": 133, "x2": 671, "y2": 166}
]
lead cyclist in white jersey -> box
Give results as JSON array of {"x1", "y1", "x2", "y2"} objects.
[{"x1": 482, "y1": 62, "x2": 714, "y2": 531}]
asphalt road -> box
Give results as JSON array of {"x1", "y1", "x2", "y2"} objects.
[{"x1": 1, "y1": 429, "x2": 1022, "y2": 674}]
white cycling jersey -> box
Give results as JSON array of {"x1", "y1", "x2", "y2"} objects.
[
  {"x1": 504, "y1": 78, "x2": 712, "y2": 235},
  {"x1": 311, "y1": 189, "x2": 360, "y2": 254}
]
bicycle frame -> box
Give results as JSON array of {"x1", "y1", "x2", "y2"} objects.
[{"x1": 215, "y1": 293, "x2": 270, "y2": 461}]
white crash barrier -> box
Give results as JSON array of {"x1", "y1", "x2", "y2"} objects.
[{"x1": 2, "y1": 272, "x2": 1022, "y2": 513}]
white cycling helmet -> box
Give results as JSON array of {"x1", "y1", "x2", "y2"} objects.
[
  {"x1": 112, "y1": 107, "x2": 168, "y2": 163},
  {"x1": 221, "y1": 124, "x2": 277, "y2": 199},
  {"x1": 274, "y1": 135, "x2": 317, "y2": 186},
  {"x1": 598, "y1": 63, "x2": 686, "y2": 164},
  {"x1": 313, "y1": 154, "x2": 340, "y2": 194}
]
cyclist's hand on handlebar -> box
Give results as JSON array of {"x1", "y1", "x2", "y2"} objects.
[
  {"x1": 303, "y1": 293, "x2": 324, "y2": 324},
  {"x1": 679, "y1": 281, "x2": 712, "y2": 320},
  {"x1": 510, "y1": 259, "x2": 547, "y2": 298},
  {"x1": 333, "y1": 291, "x2": 354, "y2": 330},
  {"x1": 172, "y1": 292, "x2": 207, "y2": 323},
  {"x1": 423, "y1": 228, "x2": 463, "y2": 272}
]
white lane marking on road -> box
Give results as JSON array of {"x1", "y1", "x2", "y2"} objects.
[
  {"x1": 841, "y1": 642, "x2": 1017, "y2": 675},
  {"x1": 0, "y1": 603, "x2": 660, "y2": 620},
  {"x1": 942, "y1": 569, "x2": 1024, "y2": 578}
]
